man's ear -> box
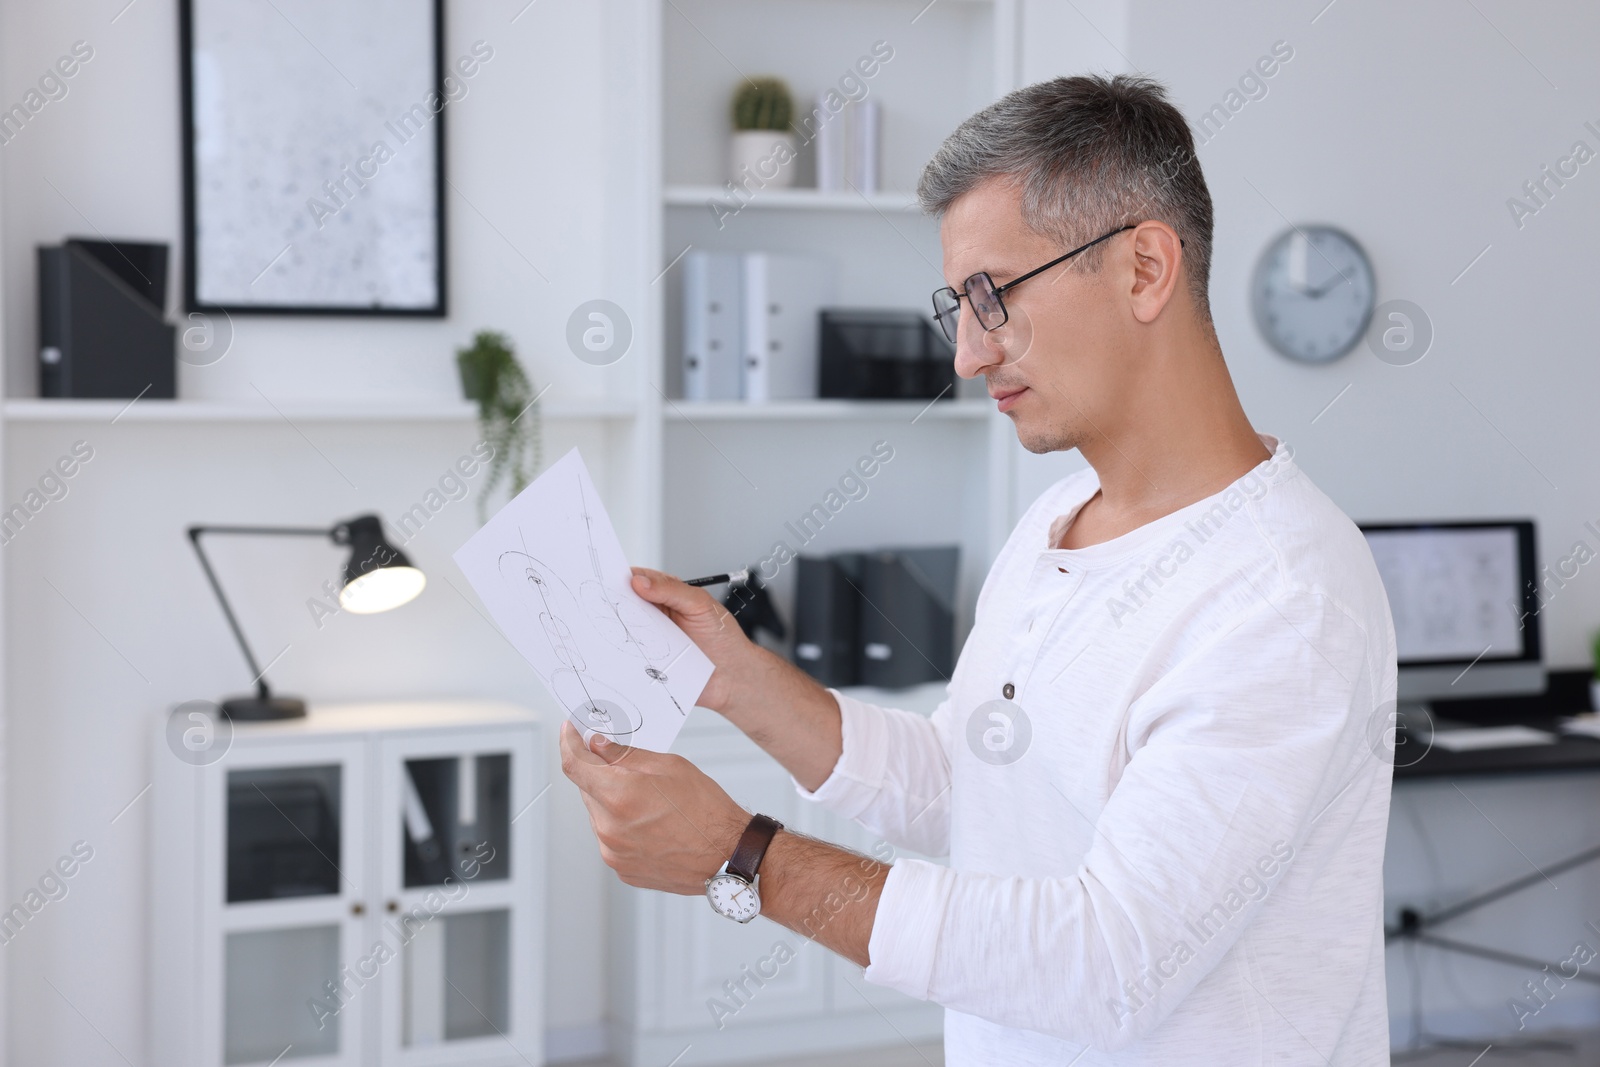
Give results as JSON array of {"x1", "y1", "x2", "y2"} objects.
[{"x1": 1127, "y1": 221, "x2": 1184, "y2": 324}]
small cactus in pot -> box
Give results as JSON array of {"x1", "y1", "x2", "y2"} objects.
[
  {"x1": 732, "y1": 77, "x2": 794, "y2": 131},
  {"x1": 728, "y1": 76, "x2": 797, "y2": 189}
]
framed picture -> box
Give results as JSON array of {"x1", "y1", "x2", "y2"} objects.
[{"x1": 179, "y1": 0, "x2": 446, "y2": 315}]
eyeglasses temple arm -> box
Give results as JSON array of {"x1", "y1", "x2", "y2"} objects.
[{"x1": 993, "y1": 223, "x2": 1138, "y2": 296}]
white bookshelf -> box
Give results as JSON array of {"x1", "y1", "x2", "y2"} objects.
[
  {"x1": 1, "y1": 398, "x2": 637, "y2": 423},
  {"x1": 649, "y1": 0, "x2": 1022, "y2": 606},
  {"x1": 607, "y1": 0, "x2": 1024, "y2": 1063}
]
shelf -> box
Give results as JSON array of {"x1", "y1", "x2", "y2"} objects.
[
  {"x1": 2, "y1": 397, "x2": 638, "y2": 423},
  {"x1": 664, "y1": 185, "x2": 920, "y2": 213},
  {"x1": 661, "y1": 398, "x2": 990, "y2": 422}
]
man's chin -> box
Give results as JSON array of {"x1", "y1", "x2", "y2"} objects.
[{"x1": 1011, "y1": 417, "x2": 1075, "y2": 455}]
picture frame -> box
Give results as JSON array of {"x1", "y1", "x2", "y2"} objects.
[{"x1": 178, "y1": 0, "x2": 447, "y2": 316}]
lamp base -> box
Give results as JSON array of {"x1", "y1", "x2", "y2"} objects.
[{"x1": 221, "y1": 695, "x2": 307, "y2": 721}]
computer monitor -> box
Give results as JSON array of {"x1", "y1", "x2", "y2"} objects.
[{"x1": 1359, "y1": 520, "x2": 1543, "y2": 703}]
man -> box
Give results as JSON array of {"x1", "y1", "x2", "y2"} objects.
[{"x1": 562, "y1": 74, "x2": 1397, "y2": 1064}]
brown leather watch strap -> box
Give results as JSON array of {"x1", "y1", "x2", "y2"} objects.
[{"x1": 726, "y1": 813, "x2": 784, "y2": 882}]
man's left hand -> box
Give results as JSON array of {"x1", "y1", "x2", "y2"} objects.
[{"x1": 559, "y1": 722, "x2": 751, "y2": 894}]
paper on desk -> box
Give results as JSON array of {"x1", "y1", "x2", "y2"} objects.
[
  {"x1": 1428, "y1": 725, "x2": 1555, "y2": 752},
  {"x1": 1559, "y1": 715, "x2": 1600, "y2": 739},
  {"x1": 453, "y1": 448, "x2": 712, "y2": 752}
]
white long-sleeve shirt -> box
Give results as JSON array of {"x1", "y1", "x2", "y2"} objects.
[{"x1": 797, "y1": 433, "x2": 1397, "y2": 1065}]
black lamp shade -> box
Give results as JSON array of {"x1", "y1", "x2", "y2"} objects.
[{"x1": 335, "y1": 515, "x2": 426, "y2": 614}]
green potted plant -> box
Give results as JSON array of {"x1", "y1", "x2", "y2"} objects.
[
  {"x1": 456, "y1": 330, "x2": 542, "y2": 521},
  {"x1": 729, "y1": 76, "x2": 796, "y2": 189}
]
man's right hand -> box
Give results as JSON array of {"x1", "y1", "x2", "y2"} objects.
[
  {"x1": 630, "y1": 566, "x2": 845, "y2": 790},
  {"x1": 630, "y1": 567, "x2": 758, "y2": 713}
]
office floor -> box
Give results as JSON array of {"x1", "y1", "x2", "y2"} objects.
[
  {"x1": 567, "y1": 1042, "x2": 944, "y2": 1067},
  {"x1": 566, "y1": 1033, "x2": 1600, "y2": 1066}
]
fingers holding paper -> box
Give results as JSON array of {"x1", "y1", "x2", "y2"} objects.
[
  {"x1": 630, "y1": 567, "x2": 755, "y2": 711},
  {"x1": 628, "y1": 564, "x2": 847, "y2": 790},
  {"x1": 559, "y1": 721, "x2": 749, "y2": 894}
]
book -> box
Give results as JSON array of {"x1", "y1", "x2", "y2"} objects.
[
  {"x1": 848, "y1": 99, "x2": 881, "y2": 194},
  {"x1": 813, "y1": 91, "x2": 846, "y2": 192}
]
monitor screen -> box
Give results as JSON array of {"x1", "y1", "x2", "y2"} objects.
[{"x1": 1363, "y1": 525, "x2": 1525, "y2": 665}]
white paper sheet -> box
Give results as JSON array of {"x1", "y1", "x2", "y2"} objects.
[
  {"x1": 452, "y1": 448, "x2": 713, "y2": 752},
  {"x1": 1428, "y1": 725, "x2": 1555, "y2": 751},
  {"x1": 1561, "y1": 715, "x2": 1600, "y2": 739}
]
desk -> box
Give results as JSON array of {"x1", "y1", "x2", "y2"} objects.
[
  {"x1": 1387, "y1": 668, "x2": 1600, "y2": 1039},
  {"x1": 1394, "y1": 727, "x2": 1600, "y2": 778},
  {"x1": 1393, "y1": 667, "x2": 1600, "y2": 778}
]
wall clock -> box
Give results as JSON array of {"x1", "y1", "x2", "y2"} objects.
[{"x1": 1251, "y1": 225, "x2": 1375, "y2": 363}]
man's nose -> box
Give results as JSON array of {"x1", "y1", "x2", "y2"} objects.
[{"x1": 953, "y1": 314, "x2": 1007, "y2": 379}]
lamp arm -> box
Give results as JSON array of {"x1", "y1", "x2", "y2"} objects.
[{"x1": 186, "y1": 524, "x2": 335, "y2": 699}]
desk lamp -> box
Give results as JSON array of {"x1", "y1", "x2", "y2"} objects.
[{"x1": 187, "y1": 514, "x2": 425, "y2": 720}]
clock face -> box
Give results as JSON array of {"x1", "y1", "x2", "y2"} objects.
[
  {"x1": 706, "y1": 872, "x2": 760, "y2": 922},
  {"x1": 1251, "y1": 226, "x2": 1375, "y2": 363}
]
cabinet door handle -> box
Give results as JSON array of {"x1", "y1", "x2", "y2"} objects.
[
  {"x1": 386, "y1": 900, "x2": 399, "y2": 914},
  {"x1": 350, "y1": 901, "x2": 365, "y2": 917}
]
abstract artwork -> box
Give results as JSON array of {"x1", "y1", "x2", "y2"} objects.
[{"x1": 179, "y1": 0, "x2": 445, "y2": 314}]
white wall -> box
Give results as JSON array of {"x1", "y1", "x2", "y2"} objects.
[
  {"x1": 1123, "y1": 0, "x2": 1600, "y2": 1045},
  {"x1": 0, "y1": 1, "x2": 641, "y2": 1063}
]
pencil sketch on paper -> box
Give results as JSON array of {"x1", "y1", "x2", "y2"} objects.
[{"x1": 453, "y1": 448, "x2": 712, "y2": 753}]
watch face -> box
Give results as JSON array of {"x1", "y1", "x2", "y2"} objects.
[
  {"x1": 1251, "y1": 225, "x2": 1375, "y2": 363},
  {"x1": 705, "y1": 872, "x2": 760, "y2": 923}
]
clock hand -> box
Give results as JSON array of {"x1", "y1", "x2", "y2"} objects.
[{"x1": 1302, "y1": 277, "x2": 1350, "y2": 299}]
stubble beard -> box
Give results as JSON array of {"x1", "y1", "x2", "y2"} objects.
[{"x1": 1013, "y1": 411, "x2": 1083, "y2": 455}]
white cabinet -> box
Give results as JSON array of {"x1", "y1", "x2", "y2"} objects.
[
  {"x1": 150, "y1": 702, "x2": 546, "y2": 1067},
  {"x1": 600, "y1": 0, "x2": 1024, "y2": 1058},
  {"x1": 606, "y1": 689, "x2": 947, "y2": 1066}
]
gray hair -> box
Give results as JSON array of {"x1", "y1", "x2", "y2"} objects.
[{"x1": 918, "y1": 74, "x2": 1214, "y2": 318}]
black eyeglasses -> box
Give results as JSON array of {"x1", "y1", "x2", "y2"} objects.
[{"x1": 933, "y1": 224, "x2": 1175, "y2": 344}]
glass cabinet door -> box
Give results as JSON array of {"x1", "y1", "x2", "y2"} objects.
[
  {"x1": 227, "y1": 764, "x2": 343, "y2": 902},
  {"x1": 379, "y1": 728, "x2": 540, "y2": 1065},
  {"x1": 400, "y1": 754, "x2": 512, "y2": 887},
  {"x1": 400, "y1": 907, "x2": 511, "y2": 1045},
  {"x1": 224, "y1": 924, "x2": 343, "y2": 1063},
  {"x1": 207, "y1": 740, "x2": 367, "y2": 1067}
]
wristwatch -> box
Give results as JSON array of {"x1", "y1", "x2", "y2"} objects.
[{"x1": 704, "y1": 813, "x2": 784, "y2": 923}]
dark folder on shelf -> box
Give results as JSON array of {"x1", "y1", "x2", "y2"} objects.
[
  {"x1": 858, "y1": 546, "x2": 958, "y2": 688},
  {"x1": 38, "y1": 237, "x2": 176, "y2": 399},
  {"x1": 793, "y1": 552, "x2": 863, "y2": 688},
  {"x1": 791, "y1": 546, "x2": 959, "y2": 690}
]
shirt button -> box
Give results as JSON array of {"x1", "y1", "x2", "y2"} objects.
[{"x1": 1003, "y1": 682, "x2": 1015, "y2": 699}]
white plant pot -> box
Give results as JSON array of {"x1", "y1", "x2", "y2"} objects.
[
  {"x1": 1589, "y1": 677, "x2": 1600, "y2": 712},
  {"x1": 729, "y1": 130, "x2": 797, "y2": 189}
]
